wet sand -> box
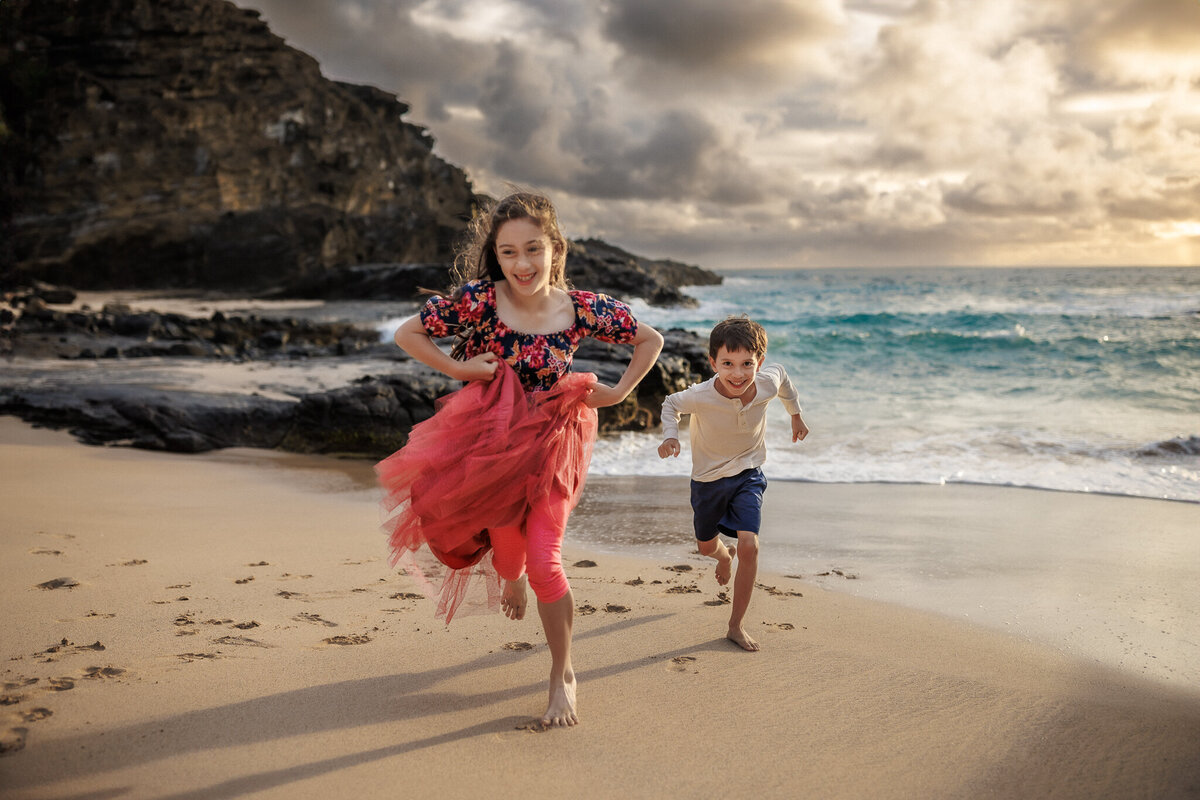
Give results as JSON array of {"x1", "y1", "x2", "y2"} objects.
[{"x1": 2, "y1": 417, "x2": 1199, "y2": 799}]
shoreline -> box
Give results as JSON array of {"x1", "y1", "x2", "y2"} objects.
[{"x1": 3, "y1": 417, "x2": 1199, "y2": 798}]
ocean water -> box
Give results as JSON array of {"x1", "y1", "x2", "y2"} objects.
[{"x1": 589, "y1": 267, "x2": 1200, "y2": 503}]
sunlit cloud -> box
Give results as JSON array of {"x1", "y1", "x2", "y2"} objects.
[{"x1": 244, "y1": 0, "x2": 1200, "y2": 268}]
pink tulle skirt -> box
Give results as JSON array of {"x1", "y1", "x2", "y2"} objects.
[{"x1": 376, "y1": 361, "x2": 598, "y2": 622}]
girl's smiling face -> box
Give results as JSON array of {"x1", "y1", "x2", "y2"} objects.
[
  {"x1": 709, "y1": 345, "x2": 764, "y2": 399},
  {"x1": 494, "y1": 217, "x2": 558, "y2": 297}
]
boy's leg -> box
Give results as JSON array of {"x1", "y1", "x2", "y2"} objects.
[
  {"x1": 691, "y1": 477, "x2": 736, "y2": 585},
  {"x1": 727, "y1": 530, "x2": 759, "y2": 651},
  {"x1": 696, "y1": 536, "x2": 735, "y2": 586}
]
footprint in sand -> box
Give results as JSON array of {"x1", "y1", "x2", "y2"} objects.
[
  {"x1": 20, "y1": 708, "x2": 52, "y2": 723},
  {"x1": 502, "y1": 641, "x2": 534, "y2": 651},
  {"x1": 756, "y1": 583, "x2": 804, "y2": 597},
  {"x1": 29, "y1": 548, "x2": 63, "y2": 556},
  {"x1": 294, "y1": 612, "x2": 338, "y2": 627},
  {"x1": 322, "y1": 634, "x2": 371, "y2": 646},
  {"x1": 388, "y1": 592, "x2": 424, "y2": 601},
  {"x1": 703, "y1": 591, "x2": 731, "y2": 606},
  {"x1": 2, "y1": 679, "x2": 39, "y2": 700},
  {"x1": 178, "y1": 652, "x2": 220, "y2": 662},
  {"x1": 572, "y1": 560, "x2": 598, "y2": 568},
  {"x1": 625, "y1": 577, "x2": 644, "y2": 586},
  {"x1": 663, "y1": 565, "x2": 693, "y2": 573},
  {"x1": 83, "y1": 666, "x2": 126, "y2": 680},
  {"x1": 36, "y1": 577, "x2": 79, "y2": 591},
  {"x1": 604, "y1": 604, "x2": 630, "y2": 613},
  {"x1": 665, "y1": 584, "x2": 702, "y2": 594},
  {"x1": 46, "y1": 678, "x2": 75, "y2": 692},
  {"x1": 763, "y1": 622, "x2": 796, "y2": 630},
  {"x1": 813, "y1": 570, "x2": 858, "y2": 580},
  {"x1": 669, "y1": 655, "x2": 698, "y2": 673},
  {"x1": 235, "y1": 576, "x2": 255, "y2": 584},
  {"x1": 212, "y1": 635, "x2": 271, "y2": 648},
  {"x1": 0, "y1": 727, "x2": 27, "y2": 755},
  {"x1": 576, "y1": 604, "x2": 597, "y2": 615}
]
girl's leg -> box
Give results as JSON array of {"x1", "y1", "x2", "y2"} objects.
[
  {"x1": 490, "y1": 525, "x2": 528, "y2": 620},
  {"x1": 524, "y1": 490, "x2": 577, "y2": 726},
  {"x1": 727, "y1": 530, "x2": 759, "y2": 651},
  {"x1": 537, "y1": 590, "x2": 576, "y2": 727}
]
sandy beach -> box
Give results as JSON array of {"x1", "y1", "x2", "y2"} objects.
[{"x1": 3, "y1": 417, "x2": 1199, "y2": 799}]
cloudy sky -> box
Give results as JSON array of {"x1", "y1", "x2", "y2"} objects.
[{"x1": 244, "y1": 0, "x2": 1200, "y2": 270}]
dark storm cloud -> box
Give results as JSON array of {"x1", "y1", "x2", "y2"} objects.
[
  {"x1": 601, "y1": 0, "x2": 839, "y2": 74},
  {"x1": 247, "y1": 0, "x2": 485, "y2": 123},
  {"x1": 477, "y1": 42, "x2": 553, "y2": 150},
  {"x1": 569, "y1": 110, "x2": 765, "y2": 203}
]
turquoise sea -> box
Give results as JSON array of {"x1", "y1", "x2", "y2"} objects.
[{"x1": 591, "y1": 267, "x2": 1200, "y2": 503}]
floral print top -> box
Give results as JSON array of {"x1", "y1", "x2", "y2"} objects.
[{"x1": 420, "y1": 279, "x2": 639, "y2": 392}]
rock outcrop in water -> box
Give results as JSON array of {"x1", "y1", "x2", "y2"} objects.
[
  {"x1": 1, "y1": 294, "x2": 714, "y2": 456},
  {"x1": 1, "y1": 0, "x2": 474, "y2": 289}
]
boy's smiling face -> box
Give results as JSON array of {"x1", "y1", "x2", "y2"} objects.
[{"x1": 709, "y1": 345, "x2": 764, "y2": 400}]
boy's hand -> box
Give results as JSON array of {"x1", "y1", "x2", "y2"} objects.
[
  {"x1": 658, "y1": 438, "x2": 681, "y2": 459},
  {"x1": 792, "y1": 414, "x2": 809, "y2": 442}
]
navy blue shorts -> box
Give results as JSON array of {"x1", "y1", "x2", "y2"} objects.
[{"x1": 690, "y1": 467, "x2": 767, "y2": 541}]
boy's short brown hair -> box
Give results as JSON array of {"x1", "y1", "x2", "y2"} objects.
[{"x1": 708, "y1": 315, "x2": 768, "y2": 359}]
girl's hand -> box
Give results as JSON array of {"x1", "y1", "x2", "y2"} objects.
[
  {"x1": 658, "y1": 438, "x2": 681, "y2": 459},
  {"x1": 454, "y1": 352, "x2": 500, "y2": 382},
  {"x1": 585, "y1": 383, "x2": 625, "y2": 409}
]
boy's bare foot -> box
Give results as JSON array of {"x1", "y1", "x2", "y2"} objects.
[
  {"x1": 542, "y1": 673, "x2": 578, "y2": 727},
  {"x1": 727, "y1": 624, "x2": 759, "y2": 652},
  {"x1": 715, "y1": 545, "x2": 736, "y2": 586},
  {"x1": 501, "y1": 576, "x2": 527, "y2": 620}
]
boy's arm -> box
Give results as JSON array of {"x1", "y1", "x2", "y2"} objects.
[
  {"x1": 770, "y1": 364, "x2": 809, "y2": 442},
  {"x1": 658, "y1": 389, "x2": 689, "y2": 459}
]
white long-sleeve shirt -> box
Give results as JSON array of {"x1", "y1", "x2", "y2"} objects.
[{"x1": 660, "y1": 363, "x2": 802, "y2": 482}]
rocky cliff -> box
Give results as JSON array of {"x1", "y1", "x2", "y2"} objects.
[{"x1": 0, "y1": 0, "x2": 476, "y2": 289}]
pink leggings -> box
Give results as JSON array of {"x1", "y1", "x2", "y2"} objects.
[{"x1": 489, "y1": 489, "x2": 571, "y2": 604}]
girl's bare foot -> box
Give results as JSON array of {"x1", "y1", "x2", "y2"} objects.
[
  {"x1": 542, "y1": 672, "x2": 578, "y2": 727},
  {"x1": 501, "y1": 576, "x2": 527, "y2": 620},
  {"x1": 727, "y1": 624, "x2": 759, "y2": 652},
  {"x1": 715, "y1": 545, "x2": 736, "y2": 586}
]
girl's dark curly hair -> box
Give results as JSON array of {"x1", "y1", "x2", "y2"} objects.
[
  {"x1": 442, "y1": 191, "x2": 571, "y2": 359},
  {"x1": 450, "y1": 191, "x2": 569, "y2": 290}
]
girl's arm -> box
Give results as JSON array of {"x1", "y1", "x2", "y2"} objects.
[
  {"x1": 393, "y1": 315, "x2": 499, "y2": 382},
  {"x1": 586, "y1": 322, "x2": 664, "y2": 408}
]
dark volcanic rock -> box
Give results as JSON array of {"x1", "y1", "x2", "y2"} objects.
[
  {"x1": 0, "y1": 383, "x2": 296, "y2": 452},
  {"x1": 1, "y1": 326, "x2": 712, "y2": 457},
  {"x1": 0, "y1": 0, "x2": 475, "y2": 289},
  {"x1": 280, "y1": 373, "x2": 455, "y2": 456},
  {"x1": 5, "y1": 300, "x2": 385, "y2": 360},
  {"x1": 270, "y1": 238, "x2": 723, "y2": 307},
  {"x1": 567, "y1": 239, "x2": 722, "y2": 307}
]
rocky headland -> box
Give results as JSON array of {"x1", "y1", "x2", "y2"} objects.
[{"x1": 0, "y1": 0, "x2": 720, "y2": 457}]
